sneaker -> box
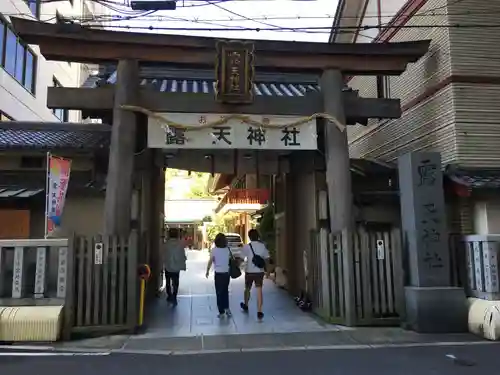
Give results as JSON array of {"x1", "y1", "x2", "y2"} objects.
[
  {"x1": 257, "y1": 312, "x2": 264, "y2": 320},
  {"x1": 225, "y1": 309, "x2": 232, "y2": 317},
  {"x1": 217, "y1": 312, "x2": 225, "y2": 318},
  {"x1": 240, "y1": 302, "x2": 249, "y2": 313},
  {"x1": 172, "y1": 298, "x2": 178, "y2": 307}
]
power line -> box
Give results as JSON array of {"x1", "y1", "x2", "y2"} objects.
[
  {"x1": 6, "y1": 0, "x2": 498, "y2": 36},
  {"x1": 7, "y1": 0, "x2": 492, "y2": 21},
  {"x1": 90, "y1": 23, "x2": 500, "y2": 33}
]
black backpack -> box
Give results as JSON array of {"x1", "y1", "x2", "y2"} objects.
[{"x1": 249, "y1": 243, "x2": 266, "y2": 269}]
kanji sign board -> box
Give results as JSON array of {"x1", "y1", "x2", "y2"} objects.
[{"x1": 147, "y1": 113, "x2": 317, "y2": 150}]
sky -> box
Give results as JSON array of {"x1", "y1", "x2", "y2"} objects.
[{"x1": 103, "y1": 0, "x2": 339, "y2": 42}]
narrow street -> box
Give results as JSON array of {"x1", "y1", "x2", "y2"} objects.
[{"x1": 1, "y1": 343, "x2": 500, "y2": 374}]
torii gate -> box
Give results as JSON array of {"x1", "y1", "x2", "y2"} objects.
[
  {"x1": 10, "y1": 17, "x2": 429, "y2": 238},
  {"x1": 11, "y1": 18, "x2": 430, "y2": 325}
]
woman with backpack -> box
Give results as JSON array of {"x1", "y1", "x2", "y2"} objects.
[
  {"x1": 205, "y1": 233, "x2": 241, "y2": 318},
  {"x1": 239, "y1": 229, "x2": 270, "y2": 320}
]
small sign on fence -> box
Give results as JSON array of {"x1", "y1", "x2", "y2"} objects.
[
  {"x1": 94, "y1": 242, "x2": 103, "y2": 265},
  {"x1": 376, "y1": 240, "x2": 385, "y2": 260}
]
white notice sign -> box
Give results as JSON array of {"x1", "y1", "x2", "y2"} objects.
[
  {"x1": 94, "y1": 242, "x2": 103, "y2": 265},
  {"x1": 147, "y1": 113, "x2": 318, "y2": 150},
  {"x1": 376, "y1": 240, "x2": 385, "y2": 260}
]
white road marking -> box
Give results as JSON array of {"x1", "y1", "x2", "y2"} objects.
[{"x1": 0, "y1": 351, "x2": 110, "y2": 357}]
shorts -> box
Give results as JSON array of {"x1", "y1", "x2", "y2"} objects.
[{"x1": 245, "y1": 272, "x2": 265, "y2": 288}]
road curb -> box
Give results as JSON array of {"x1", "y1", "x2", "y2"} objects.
[{"x1": 0, "y1": 338, "x2": 496, "y2": 356}]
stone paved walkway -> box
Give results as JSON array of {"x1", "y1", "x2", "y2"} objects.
[{"x1": 136, "y1": 249, "x2": 342, "y2": 339}]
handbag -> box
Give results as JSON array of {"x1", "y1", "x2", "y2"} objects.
[
  {"x1": 249, "y1": 243, "x2": 266, "y2": 269},
  {"x1": 228, "y1": 248, "x2": 242, "y2": 279}
]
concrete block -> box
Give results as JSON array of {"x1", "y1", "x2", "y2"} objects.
[
  {"x1": 468, "y1": 297, "x2": 500, "y2": 341},
  {"x1": 0, "y1": 305, "x2": 63, "y2": 342},
  {"x1": 404, "y1": 286, "x2": 468, "y2": 333}
]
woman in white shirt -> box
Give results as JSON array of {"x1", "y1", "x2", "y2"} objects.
[{"x1": 205, "y1": 233, "x2": 232, "y2": 317}]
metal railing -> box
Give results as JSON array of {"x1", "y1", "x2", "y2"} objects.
[{"x1": 0, "y1": 238, "x2": 69, "y2": 303}]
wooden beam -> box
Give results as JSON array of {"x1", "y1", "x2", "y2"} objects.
[
  {"x1": 47, "y1": 87, "x2": 114, "y2": 110},
  {"x1": 0, "y1": 121, "x2": 110, "y2": 131},
  {"x1": 49, "y1": 87, "x2": 401, "y2": 119},
  {"x1": 10, "y1": 18, "x2": 430, "y2": 75},
  {"x1": 164, "y1": 150, "x2": 290, "y2": 174}
]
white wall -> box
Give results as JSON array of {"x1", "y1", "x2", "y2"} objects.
[
  {"x1": 473, "y1": 200, "x2": 500, "y2": 235},
  {"x1": 0, "y1": 0, "x2": 107, "y2": 122}
]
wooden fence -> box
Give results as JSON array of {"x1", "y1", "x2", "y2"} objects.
[
  {"x1": 64, "y1": 231, "x2": 139, "y2": 337},
  {"x1": 309, "y1": 227, "x2": 405, "y2": 326}
]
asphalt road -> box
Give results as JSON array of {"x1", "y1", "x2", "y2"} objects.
[{"x1": 1, "y1": 343, "x2": 499, "y2": 375}]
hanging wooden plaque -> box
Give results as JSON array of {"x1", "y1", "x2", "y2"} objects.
[{"x1": 215, "y1": 40, "x2": 255, "y2": 104}]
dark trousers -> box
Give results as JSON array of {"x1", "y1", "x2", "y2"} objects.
[
  {"x1": 214, "y1": 272, "x2": 230, "y2": 314},
  {"x1": 165, "y1": 271, "x2": 180, "y2": 299}
]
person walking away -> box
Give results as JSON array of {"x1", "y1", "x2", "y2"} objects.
[
  {"x1": 205, "y1": 233, "x2": 232, "y2": 318},
  {"x1": 163, "y1": 228, "x2": 187, "y2": 306},
  {"x1": 240, "y1": 229, "x2": 270, "y2": 320}
]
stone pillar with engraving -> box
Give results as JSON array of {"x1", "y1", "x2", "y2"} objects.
[{"x1": 398, "y1": 152, "x2": 467, "y2": 332}]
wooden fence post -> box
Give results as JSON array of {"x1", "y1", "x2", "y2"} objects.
[
  {"x1": 341, "y1": 228, "x2": 356, "y2": 326},
  {"x1": 63, "y1": 234, "x2": 76, "y2": 341},
  {"x1": 391, "y1": 228, "x2": 406, "y2": 321},
  {"x1": 127, "y1": 230, "x2": 139, "y2": 329}
]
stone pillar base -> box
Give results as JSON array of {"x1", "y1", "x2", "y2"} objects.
[{"x1": 404, "y1": 286, "x2": 468, "y2": 333}]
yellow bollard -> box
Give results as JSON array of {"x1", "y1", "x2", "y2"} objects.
[
  {"x1": 138, "y1": 278, "x2": 146, "y2": 326},
  {"x1": 137, "y1": 264, "x2": 151, "y2": 328}
]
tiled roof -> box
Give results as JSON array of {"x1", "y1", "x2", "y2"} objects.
[
  {"x1": 446, "y1": 165, "x2": 500, "y2": 189},
  {"x1": 85, "y1": 66, "x2": 325, "y2": 97},
  {"x1": 0, "y1": 187, "x2": 43, "y2": 198},
  {"x1": 0, "y1": 128, "x2": 110, "y2": 150}
]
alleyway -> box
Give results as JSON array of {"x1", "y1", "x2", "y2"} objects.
[{"x1": 140, "y1": 249, "x2": 337, "y2": 338}]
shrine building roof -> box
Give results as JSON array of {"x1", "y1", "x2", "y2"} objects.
[{"x1": 83, "y1": 66, "x2": 323, "y2": 98}]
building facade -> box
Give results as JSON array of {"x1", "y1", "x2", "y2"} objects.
[
  {"x1": 332, "y1": 0, "x2": 500, "y2": 234},
  {"x1": 0, "y1": 0, "x2": 106, "y2": 123}
]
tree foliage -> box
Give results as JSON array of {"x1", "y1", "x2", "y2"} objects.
[
  {"x1": 186, "y1": 172, "x2": 211, "y2": 198},
  {"x1": 205, "y1": 215, "x2": 229, "y2": 242},
  {"x1": 165, "y1": 169, "x2": 212, "y2": 199}
]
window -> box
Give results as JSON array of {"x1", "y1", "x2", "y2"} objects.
[
  {"x1": 52, "y1": 77, "x2": 69, "y2": 122},
  {"x1": 0, "y1": 15, "x2": 37, "y2": 95},
  {"x1": 24, "y1": 50, "x2": 36, "y2": 93},
  {"x1": 5, "y1": 28, "x2": 17, "y2": 76},
  {"x1": 24, "y1": 0, "x2": 40, "y2": 18},
  {"x1": 15, "y1": 44, "x2": 25, "y2": 82},
  {"x1": 0, "y1": 24, "x2": 4, "y2": 66}
]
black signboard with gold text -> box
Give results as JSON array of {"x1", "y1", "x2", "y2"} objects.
[{"x1": 215, "y1": 40, "x2": 255, "y2": 104}]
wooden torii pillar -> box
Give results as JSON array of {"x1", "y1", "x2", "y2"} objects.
[
  {"x1": 320, "y1": 69, "x2": 356, "y2": 325},
  {"x1": 104, "y1": 60, "x2": 139, "y2": 236}
]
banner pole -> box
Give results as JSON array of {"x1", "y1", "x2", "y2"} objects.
[{"x1": 44, "y1": 152, "x2": 50, "y2": 239}]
